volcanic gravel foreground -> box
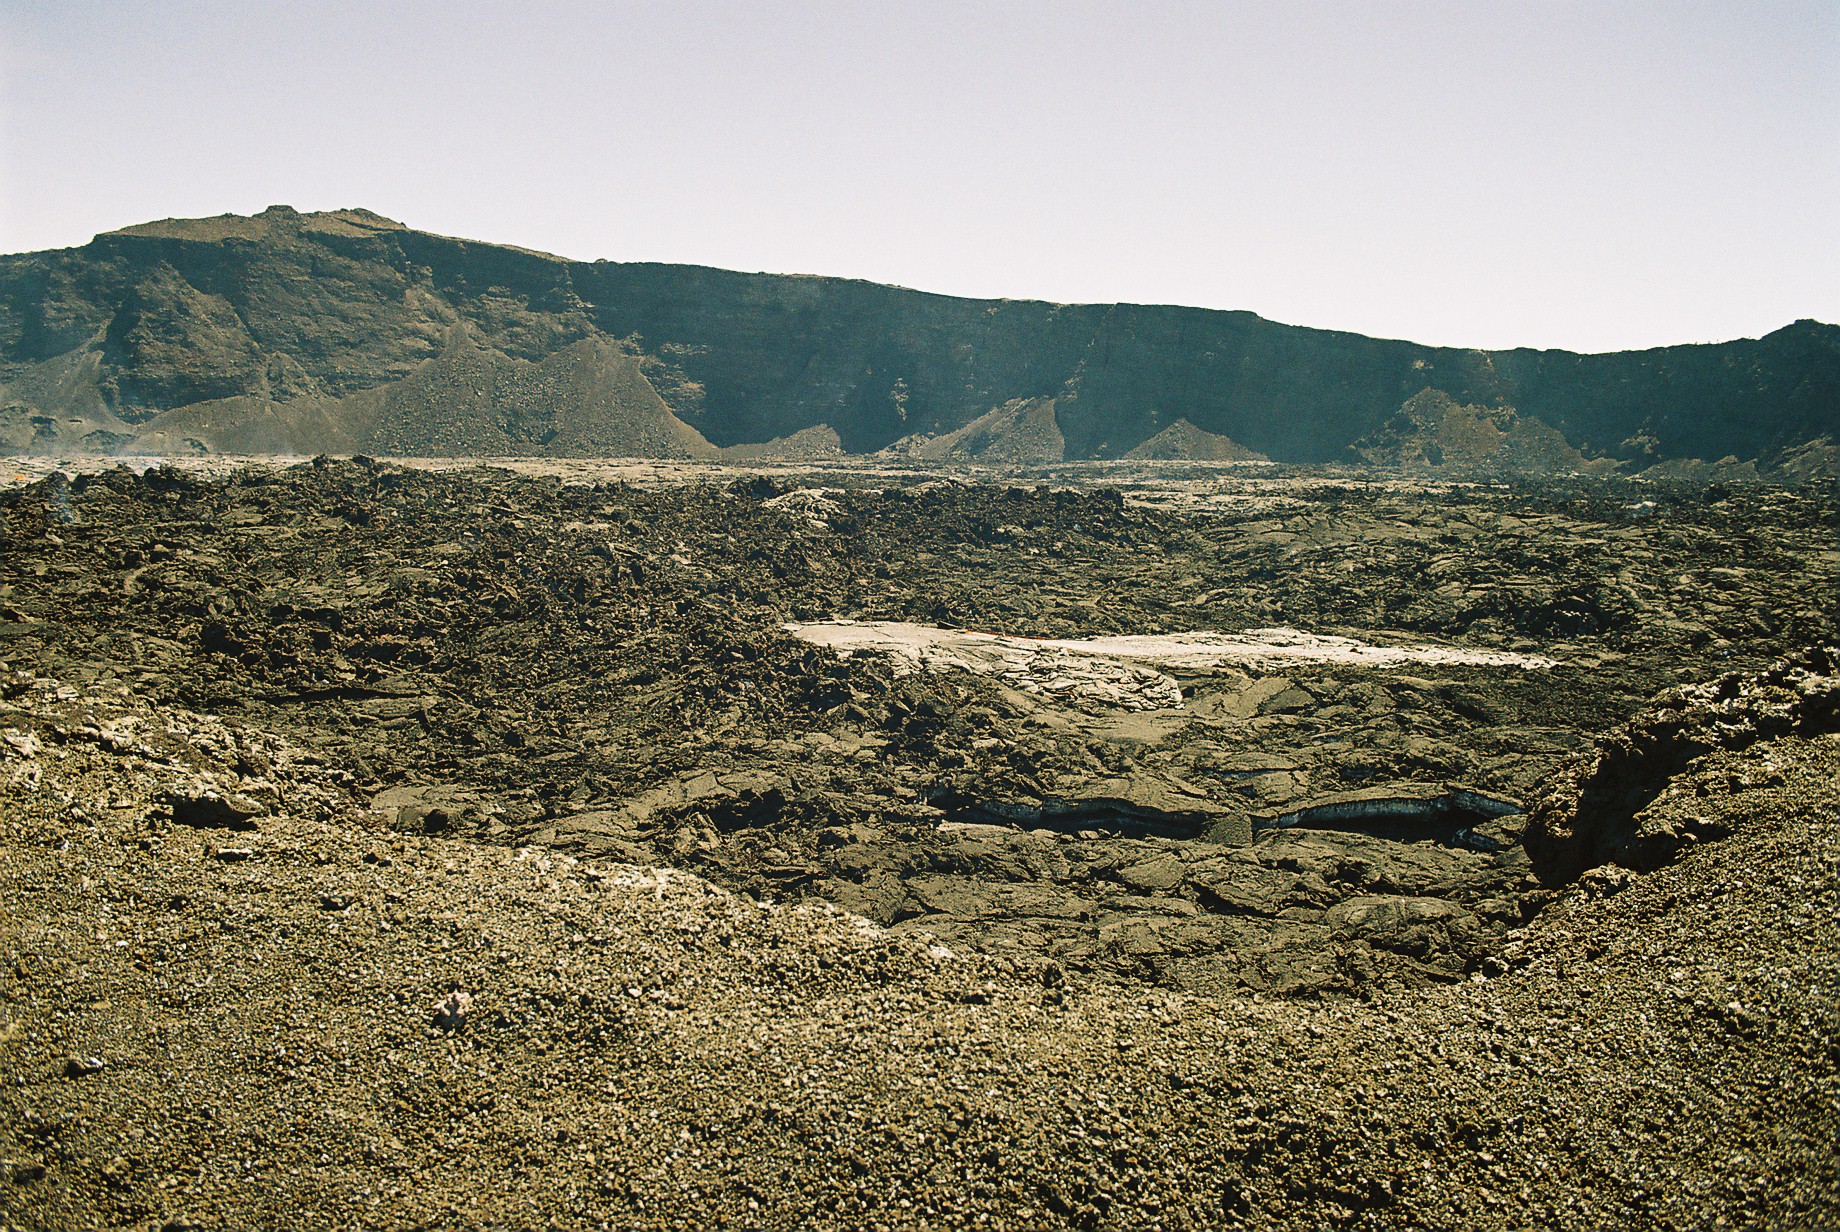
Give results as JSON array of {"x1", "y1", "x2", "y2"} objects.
[{"x1": 1, "y1": 456, "x2": 1838, "y2": 1231}]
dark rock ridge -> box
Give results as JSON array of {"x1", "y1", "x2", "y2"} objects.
[
  {"x1": 1, "y1": 204, "x2": 1836, "y2": 469},
  {"x1": 1525, "y1": 645, "x2": 1840, "y2": 881}
]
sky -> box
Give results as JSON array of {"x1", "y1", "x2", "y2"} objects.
[{"x1": 0, "y1": 0, "x2": 1833, "y2": 353}]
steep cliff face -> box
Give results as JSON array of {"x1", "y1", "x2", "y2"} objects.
[{"x1": 1, "y1": 205, "x2": 1835, "y2": 467}]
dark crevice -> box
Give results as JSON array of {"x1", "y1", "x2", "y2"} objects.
[{"x1": 1256, "y1": 789, "x2": 1523, "y2": 851}]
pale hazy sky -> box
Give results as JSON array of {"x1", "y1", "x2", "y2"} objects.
[{"x1": 1, "y1": 1, "x2": 1833, "y2": 352}]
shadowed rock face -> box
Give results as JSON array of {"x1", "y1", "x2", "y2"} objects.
[{"x1": 2, "y1": 205, "x2": 1836, "y2": 467}]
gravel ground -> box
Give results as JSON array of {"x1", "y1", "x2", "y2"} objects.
[{"x1": 2, "y1": 659, "x2": 1836, "y2": 1231}]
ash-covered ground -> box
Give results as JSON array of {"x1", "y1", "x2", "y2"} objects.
[{"x1": 2, "y1": 457, "x2": 1837, "y2": 1231}]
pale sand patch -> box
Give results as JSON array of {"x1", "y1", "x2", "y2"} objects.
[
  {"x1": 1031, "y1": 627, "x2": 1559, "y2": 670},
  {"x1": 785, "y1": 620, "x2": 1556, "y2": 712}
]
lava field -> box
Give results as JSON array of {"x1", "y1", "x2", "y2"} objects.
[{"x1": 5, "y1": 459, "x2": 1836, "y2": 996}]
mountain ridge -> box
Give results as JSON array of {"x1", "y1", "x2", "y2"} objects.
[{"x1": 2, "y1": 205, "x2": 1835, "y2": 472}]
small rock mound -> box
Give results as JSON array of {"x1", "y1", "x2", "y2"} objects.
[
  {"x1": 1347, "y1": 388, "x2": 1607, "y2": 474},
  {"x1": 719, "y1": 424, "x2": 847, "y2": 462},
  {"x1": 884, "y1": 397, "x2": 1065, "y2": 464},
  {"x1": 1121, "y1": 418, "x2": 1266, "y2": 461}
]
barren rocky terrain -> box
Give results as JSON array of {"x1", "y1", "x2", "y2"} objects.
[{"x1": 2, "y1": 456, "x2": 1838, "y2": 1230}]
